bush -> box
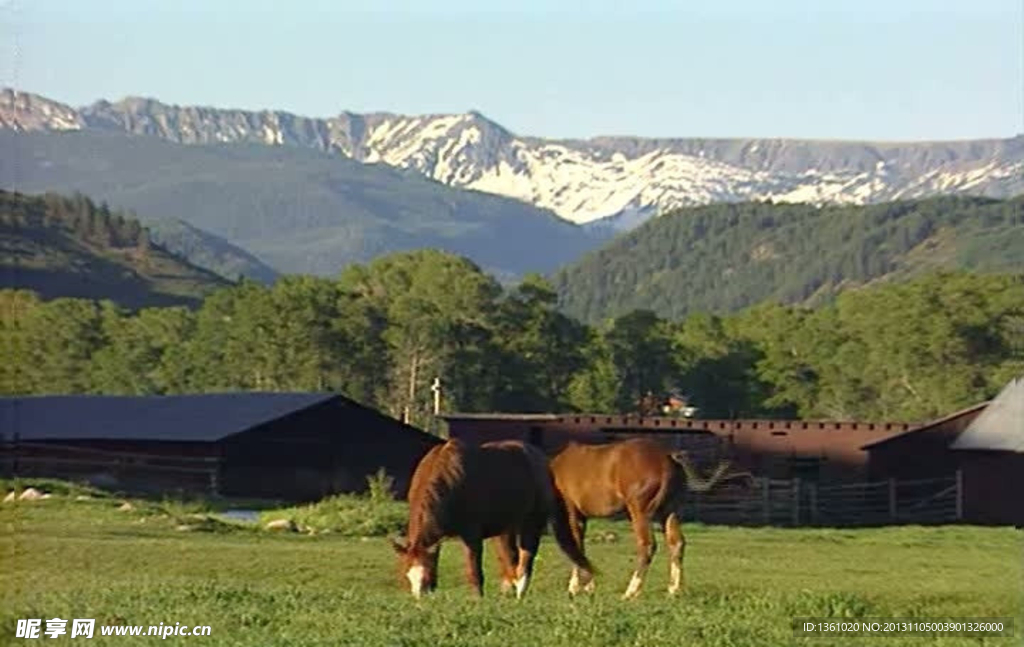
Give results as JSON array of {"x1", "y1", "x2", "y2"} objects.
[
  {"x1": 259, "y1": 469, "x2": 408, "y2": 537},
  {"x1": 366, "y1": 468, "x2": 396, "y2": 503}
]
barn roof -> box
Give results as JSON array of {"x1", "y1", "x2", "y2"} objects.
[
  {"x1": 950, "y1": 376, "x2": 1024, "y2": 453},
  {"x1": 859, "y1": 401, "x2": 989, "y2": 451},
  {"x1": 0, "y1": 392, "x2": 338, "y2": 442}
]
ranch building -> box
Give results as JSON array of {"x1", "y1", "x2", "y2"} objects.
[
  {"x1": 441, "y1": 376, "x2": 1022, "y2": 526},
  {"x1": 862, "y1": 376, "x2": 1023, "y2": 526},
  {"x1": 0, "y1": 392, "x2": 441, "y2": 502},
  {"x1": 439, "y1": 412, "x2": 916, "y2": 483}
]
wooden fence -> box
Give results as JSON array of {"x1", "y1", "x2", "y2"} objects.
[
  {"x1": 1, "y1": 442, "x2": 221, "y2": 497},
  {"x1": 683, "y1": 472, "x2": 962, "y2": 527},
  {"x1": 2, "y1": 441, "x2": 963, "y2": 527}
]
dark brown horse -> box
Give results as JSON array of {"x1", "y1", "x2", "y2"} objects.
[
  {"x1": 390, "y1": 438, "x2": 594, "y2": 599},
  {"x1": 549, "y1": 437, "x2": 751, "y2": 599}
]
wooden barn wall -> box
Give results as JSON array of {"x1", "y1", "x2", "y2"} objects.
[
  {"x1": 961, "y1": 452, "x2": 1024, "y2": 526},
  {"x1": 865, "y1": 409, "x2": 984, "y2": 480},
  {"x1": 443, "y1": 416, "x2": 915, "y2": 482},
  {"x1": 1, "y1": 439, "x2": 219, "y2": 494},
  {"x1": 3, "y1": 400, "x2": 442, "y2": 502},
  {"x1": 220, "y1": 399, "x2": 441, "y2": 501}
]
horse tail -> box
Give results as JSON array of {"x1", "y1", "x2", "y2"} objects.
[
  {"x1": 670, "y1": 451, "x2": 755, "y2": 493},
  {"x1": 521, "y1": 443, "x2": 595, "y2": 575},
  {"x1": 548, "y1": 486, "x2": 596, "y2": 576}
]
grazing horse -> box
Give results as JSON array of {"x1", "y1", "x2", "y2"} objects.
[
  {"x1": 390, "y1": 438, "x2": 594, "y2": 599},
  {"x1": 549, "y1": 437, "x2": 751, "y2": 599}
]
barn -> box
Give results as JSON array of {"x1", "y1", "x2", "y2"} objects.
[
  {"x1": 439, "y1": 412, "x2": 915, "y2": 483},
  {"x1": 862, "y1": 376, "x2": 1023, "y2": 526},
  {"x1": 0, "y1": 392, "x2": 441, "y2": 502}
]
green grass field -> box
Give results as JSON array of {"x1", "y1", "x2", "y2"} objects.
[{"x1": 1, "y1": 487, "x2": 1020, "y2": 647}]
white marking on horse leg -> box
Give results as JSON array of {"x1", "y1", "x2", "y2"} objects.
[
  {"x1": 514, "y1": 574, "x2": 529, "y2": 599},
  {"x1": 668, "y1": 562, "x2": 682, "y2": 595},
  {"x1": 406, "y1": 564, "x2": 426, "y2": 599},
  {"x1": 622, "y1": 572, "x2": 643, "y2": 599},
  {"x1": 567, "y1": 567, "x2": 581, "y2": 595}
]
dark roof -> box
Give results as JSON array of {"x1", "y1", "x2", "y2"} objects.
[
  {"x1": 951, "y1": 376, "x2": 1024, "y2": 453},
  {"x1": 1, "y1": 392, "x2": 338, "y2": 442},
  {"x1": 860, "y1": 401, "x2": 990, "y2": 451}
]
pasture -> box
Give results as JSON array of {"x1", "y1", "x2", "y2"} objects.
[{"x1": 1, "y1": 486, "x2": 1020, "y2": 647}]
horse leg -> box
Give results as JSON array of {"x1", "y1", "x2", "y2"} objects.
[
  {"x1": 493, "y1": 533, "x2": 519, "y2": 595},
  {"x1": 623, "y1": 507, "x2": 656, "y2": 600},
  {"x1": 513, "y1": 517, "x2": 546, "y2": 600},
  {"x1": 664, "y1": 512, "x2": 686, "y2": 595},
  {"x1": 461, "y1": 536, "x2": 485, "y2": 597},
  {"x1": 566, "y1": 510, "x2": 592, "y2": 595}
]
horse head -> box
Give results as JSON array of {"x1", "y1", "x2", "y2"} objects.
[{"x1": 390, "y1": 535, "x2": 440, "y2": 598}]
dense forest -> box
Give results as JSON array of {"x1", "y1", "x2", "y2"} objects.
[
  {"x1": 4, "y1": 247, "x2": 1021, "y2": 426},
  {"x1": 145, "y1": 217, "x2": 279, "y2": 285},
  {"x1": 1, "y1": 190, "x2": 230, "y2": 308},
  {"x1": 553, "y1": 196, "x2": 1024, "y2": 324}
]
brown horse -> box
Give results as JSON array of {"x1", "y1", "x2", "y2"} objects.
[
  {"x1": 390, "y1": 438, "x2": 594, "y2": 599},
  {"x1": 549, "y1": 437, "x2": 750, "y2": 599}
]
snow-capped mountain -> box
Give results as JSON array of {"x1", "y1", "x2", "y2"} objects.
[{"x1": 3, "y1": 88, "x2": 1022, "y2": 229}]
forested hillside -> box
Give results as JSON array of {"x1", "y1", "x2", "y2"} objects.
[
  {"x1": 0, "y1": 130, "x2": 610, "y2": 279},
  {"x1": 0, "y1": 190, "x2": 230, "y2": 309},
  {"x1": 552, "y1": 196, "x2": 1024, "y2": 323},
  {"x1": 146, "y1": 218, "x2": 279, "y2": 285},
  {"x1": 4, "y1": 248, "x2": 1021, "y2": 424}
]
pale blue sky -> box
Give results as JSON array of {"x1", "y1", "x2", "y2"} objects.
[{"x1": 2, "y1": 0, "x2": 1021, "y2": 141}]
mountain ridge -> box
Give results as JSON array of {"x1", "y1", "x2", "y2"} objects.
[{"x1": 4, "y1": 88, "x2": 1021, "y2": 229}]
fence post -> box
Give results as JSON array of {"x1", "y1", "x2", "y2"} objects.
[
  {"x1": 955, "y1": 469, "x2": 964, "y2": 521},
  {"x1": 792, "y1": 477, "x2": 801, "y2": 526},
  {"x1": 209, "y1": 463, "x2": 220, "y2": 497},
  {"x1": 888, "y1": 478, "x2": 897, "y2": 521},
  {"x1": 808, "y1": 483, "x2": 818, "y2": 526},
  {"x1": 762, "y1": 477, "x2": 771, "y2": 526}
]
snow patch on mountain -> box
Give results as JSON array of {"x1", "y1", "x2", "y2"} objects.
[{"x1": 3, "y1": 88, "x2": 1022, "y2": 228}]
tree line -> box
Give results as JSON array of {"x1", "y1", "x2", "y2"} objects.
[
  {"x1": 1, "y1": 190, "x2": 150, "y2": 255},
  {"x1": 3, "y1": 249, "x2": 1022, "y2": 426}
]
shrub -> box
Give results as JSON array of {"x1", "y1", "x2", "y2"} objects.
[{"x1": 259, "y1": 470, "x2": 408, "y2": 537}]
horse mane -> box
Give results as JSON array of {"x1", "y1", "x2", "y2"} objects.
[{"x1": 406, "y1": 439, "x2": 468, "y2": 547}]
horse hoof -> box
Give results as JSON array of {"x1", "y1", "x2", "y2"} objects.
[{"x1": 568, "y1": 583, "x2": 591, "y2": 596}]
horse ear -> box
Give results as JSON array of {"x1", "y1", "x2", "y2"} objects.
[
  {"x1": 425, "y1": 542, "x2": 440, "y2": 556},
  {"x1": 389, "y1": 536, "x2": 407, "y2": 554}
]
